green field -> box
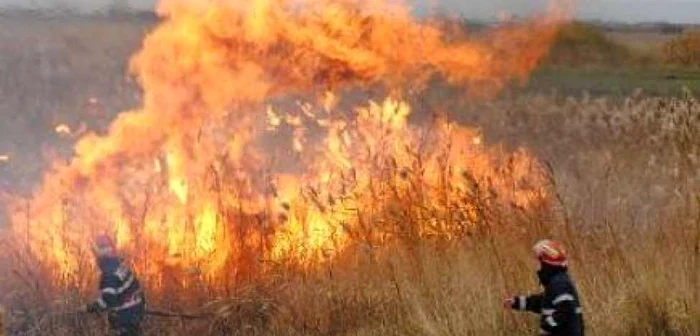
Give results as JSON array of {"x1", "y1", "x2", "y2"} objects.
[{"x1": 526, "y1": 67, "x2": 700, "y2": 96}]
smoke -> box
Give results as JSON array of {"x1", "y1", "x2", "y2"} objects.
[
  {"x1": 0, "y1": 0, "x2": 550, "y2": 18},
  {"x1": 2, "y1": 0, "x2": 698, "y2": 23},
  {"x1": 0, "y1": 0, "x2": 157, "y2": 12}
]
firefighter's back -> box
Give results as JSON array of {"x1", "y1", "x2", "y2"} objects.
[{"x1": 546, "y1": 272, "x2": 585, "y2": 336}]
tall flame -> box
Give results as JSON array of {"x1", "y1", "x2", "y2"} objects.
[{"x1": 5, "y1": 0, "x2": 566, "y2": 293}]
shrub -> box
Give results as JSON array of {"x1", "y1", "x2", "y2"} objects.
[
  {"x1": 545, "y1": 22, "x2": 632, "y2": 67},
  {"x1": 663, "y1": 32, "x2": 700, "y2": 67}
]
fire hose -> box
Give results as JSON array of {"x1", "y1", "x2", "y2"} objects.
[
  {"x1": 144, "y1": 309, "x2": 212, "y2": 320},
  {"x1": 52, "y1": 309, "x2": 213, "y2": 320}
]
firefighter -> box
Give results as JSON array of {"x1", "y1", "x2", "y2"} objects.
[
  {"x1": 84, "y1": 235, "x2": 146, "y2": 336},
  {"x1": 504, "y1": 239, "x2": 585, "y2": 336}
]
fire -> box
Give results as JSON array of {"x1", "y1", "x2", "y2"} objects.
[
  {"x1": 55, "y1": 124, "x2": 72, "y2": 136},
  {"x1": 4, "y1": 0, "x2": 567, "y2": 294}
]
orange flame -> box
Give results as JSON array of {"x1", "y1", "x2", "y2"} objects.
[{"x1": 5, "y1": 0, "x2": 566, "y2": 293}]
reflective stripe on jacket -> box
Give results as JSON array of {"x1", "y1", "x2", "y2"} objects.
[
  {"x1": 512, "y1": 269, "x2": 585, "y2": 336},
  {"x1": 93, "y1": 257, "x2": 146, "y2": 313}
]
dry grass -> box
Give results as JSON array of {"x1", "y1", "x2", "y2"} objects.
[
  {"x1": 545, "y1": 23, "x2": 633, "y2": 67},
  {"x1": 1, "y1": 14, "x2": 700, "y2": 336},
  {"x1": 606, "y1": 31, "x2": 674, "y2": 64},
  {"x1": 663, "y1": 32, "x2": 700, "y2": 67},
  {"x1": 2, "y1": 93, "x2": 699, "y2": 335}
]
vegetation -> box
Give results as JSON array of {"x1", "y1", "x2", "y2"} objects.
[
  {"x1": 545, "y1": 22, "x2": 633, "y2": 67},
  {"x1": 524, "y1": 67, "x2": 700, "y2": 96},
  {"x1": 529, "y1": 22, "x2": 700, "y2": 96},
  {"x1": 664, "y1": 32, "x2": 700, "y2": 67},
  {"x1": 1, "y1": 13, "x2": 699, "y2": 336}
]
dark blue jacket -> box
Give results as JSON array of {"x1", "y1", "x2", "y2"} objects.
[
  {"x1": 511, "y1": 265, "x2": 585, "y2": 336},
  {"x1": 92, "y1": 257, "x2": 145, "y2": 319}
]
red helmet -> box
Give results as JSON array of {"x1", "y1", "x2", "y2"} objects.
[
  {"x1": 92, "y1": 234, "x2": 117, "y2": 258},
  {"x1": 533, "y1": 239, "x2": 568, "y2": 267}
]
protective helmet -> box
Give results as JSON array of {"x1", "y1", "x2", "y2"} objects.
[
  {"x1": 92, "y1": 234, "x2": 117, "y2": 258},
  {"x1": 532, "y1": 239, "x2": 568, "y2": 267}
]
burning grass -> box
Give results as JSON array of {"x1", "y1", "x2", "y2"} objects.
[
  {"x1": 2, "y1": 0, "x2": 564, "y2": 291},
  {"x1": 1, "y1": 0, "x2": 700, "y2": 335},
  {"x1": 2, "y1": 91, "x2": 699, "y2": 335},
  {"x1": 3, "y1": 96, "x2": 700, "y2": 335}
]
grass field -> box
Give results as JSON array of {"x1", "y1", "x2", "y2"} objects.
[
  {"x1": 525, "y1": 23, "x2": 700, "y2": 97},
  {"x1": 0, "y1": 11, "x2": 699, "y2": 336},
  {"x1": 526, "y1": 67, "x2": 700, "y2": 96}
]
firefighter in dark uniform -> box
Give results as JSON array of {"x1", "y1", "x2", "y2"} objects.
[
  {"x1": 85, "y1": 235, "x2": 146, "y2": 336},
  {"x1": 505, "y1": 239, "x2": 585, "y2": 336}
]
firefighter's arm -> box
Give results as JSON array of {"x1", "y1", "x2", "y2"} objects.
[
  {"x1": 540, "y1": 291, "x2": 577, "y2": 333},
  {"x1": 86, "y1": 274, "x2": 121, "y2": 312},
  {"x1": 506, "y1": 293, "x2": 544, "y2": 313}
]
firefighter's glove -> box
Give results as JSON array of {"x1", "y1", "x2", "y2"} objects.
[
  {"x1": 503, "y1": 297, "x2": 516, "y2": 309},
  {"x1": 85, "y1": 302, "x2": 102, "y2": 314}
]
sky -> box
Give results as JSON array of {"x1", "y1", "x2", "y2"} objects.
[{"x1": 1, "y1": 0, "x2": 699, "y2": 24}]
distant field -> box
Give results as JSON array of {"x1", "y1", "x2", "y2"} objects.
[
  {"x1": 526, "y1": 67, "x2": 700, "y2": 97},
  {"x1": 606, "y1": 31, "x2": 676, "y2": 53},
  {"x1": 523, "y1": 26, "x2": 700, "y2": 97}
]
